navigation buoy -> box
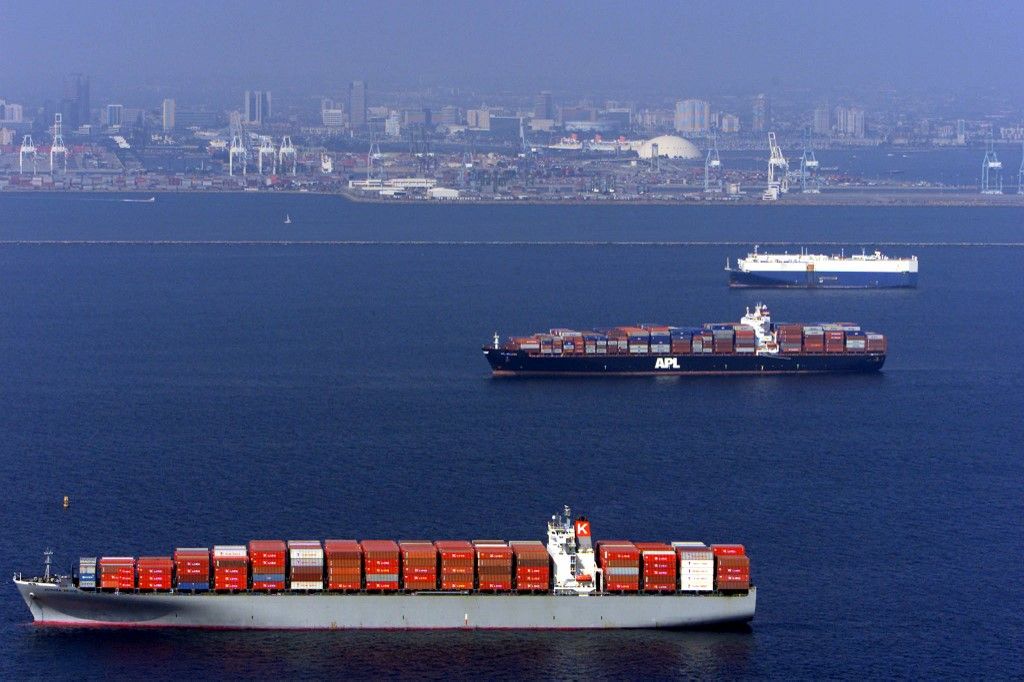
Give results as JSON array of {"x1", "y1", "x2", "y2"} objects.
[{"x1": 63, "y1": 495, "x2": 70, "y2": 509}]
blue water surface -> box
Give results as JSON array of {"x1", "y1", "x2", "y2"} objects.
[{"x1": 0, "y1": 194, "x2": 1021, "y2": 679}]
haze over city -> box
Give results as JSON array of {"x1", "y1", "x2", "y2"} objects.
[{"x1": 2, "y1": 0, "x2": 1022, "y2": 104}]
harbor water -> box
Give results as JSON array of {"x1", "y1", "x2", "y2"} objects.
[{"x1": 0, "y1": 194, "x2": 1021, "y2": 678}]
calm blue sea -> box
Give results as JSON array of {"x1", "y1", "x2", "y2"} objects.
[{"x1": 0, "y1": 194, "x2": 1021, "y2": 679}]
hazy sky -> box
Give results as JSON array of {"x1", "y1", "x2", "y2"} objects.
[{"x1": 1, "y1": 0, "x2": 1021, "y2": 104}]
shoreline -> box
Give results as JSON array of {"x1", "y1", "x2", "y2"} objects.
[{"x1": 2, "y1": 187, "x2": 1024, "y2": 208}]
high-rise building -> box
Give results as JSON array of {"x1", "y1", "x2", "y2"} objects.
[
  {"x1": 0, "y1": 99, "x2": 24, "y2": 122},
  {"x1": 674, "y1": 99, "x2": 711, "y2": 133},
  {"x1": 105, "y1": 104, "x2": 124, "y2": 127},
  {"x1": 720, "y1": 113, "x2": 740, "y2": 133},
  {"x1": 467, "y1": 108, "x2": 490, "y2": 130},
  {"x1": 349, "y1": 81, "x2": 367, "y2": 129},
  {"x1": 752, "y1": 93, "x2": 770, "y2": 133},
  {"x1": 321, "y1": 108, "x2": 346, "y2": 128},
  {"x1": 62, "y1": 73, "x2": 90, "y2": 129},
  {"x1": 834, "y1": 106, "x2": 865, "y2": 138},
  {"x1": 244, "y1": 90, "x2": 272, "y2": 125},
  {"x1": 534, "y1": 91, "x2": 554, "y2": 120},
  {"x1": 162, "y1": 99, "x2": 176, "y2": 132},
  {"x1": 956, "y1": 119, "x2": 966, "y2": 144},
  {"x1": 812, "y1": 107, "x2": 831, "y2": 135}
]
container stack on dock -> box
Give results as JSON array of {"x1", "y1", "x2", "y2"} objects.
[
  {"x1": 249, "y1": 540, "x2": 286, "y2": 591},
  {"x1": 474, "y1": 541, "x2": 513, "y2": 591},
  {"x1": 712, "y1": 544, "x2": 751, "y2": 591},
  {"x1": 288, "y1": 541, "x2": 324, "y2": 591},
  {"x1": 174, "y1": 548, "x2": 210, "y2": 591},
  {"x1": 361, "y1": 540, "x2": 400, "y2": 591},
  {"x1": 436, "y1": 540, "x2": 475, "y2": 590},
  {"x1": 213, "y1": 546, "x2": 248, "y2": 592},
  {"x1": 399, "y1": 542, "x2": 438, "y2": 591},
  {"x1": 510, "y1": 541, "x2": 550, "y2": 592},
  {"x1": 324, "y1": 540, "x2": 362, "y2": 591},
  {"x1": 674, "y1": 542, "x2": 715, "y2": 592},
  {"x1": 637, "y1": 543, "x2": 677, "y2": 592},
  {"x1": 99, "y1": 557, "x2": 135, "y2": 591},
  {"x1": 136, "y1": 557, "x2": 173, "y2": 591},
  {"x1": 598, "y1": 541, "x2": 640, "y2": 592},
  {"x1": 78, "y1": 558, "x2": 97, "y2": 589}
]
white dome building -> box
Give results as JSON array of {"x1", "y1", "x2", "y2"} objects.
[{"x1": 637, "y1": 135, "x2": 701, "y2": 160}]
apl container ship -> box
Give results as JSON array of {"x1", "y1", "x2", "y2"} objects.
[
  {"x1": 484, "y1": 304, "x2": 886, "y2": 376},
  {"x1": 14, "y1": 508, "x2": 755, "y2": 630},
  {"x1": 726, "y1": 247, "x2": 918, "y2": 288}
]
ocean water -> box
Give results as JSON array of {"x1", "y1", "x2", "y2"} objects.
[{"x1": 0, "y1": 194, "x2": 1021, "y2": 679}]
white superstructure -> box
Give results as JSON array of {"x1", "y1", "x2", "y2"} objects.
[
  {"x1": 735, "y1": 248, "x2": 918, "y2": 274},
  {"x1": 547, "y1": 506, "x2": 597, "y2": 595}
]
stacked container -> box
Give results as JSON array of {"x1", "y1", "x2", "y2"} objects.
[
  {"x1": 510, "y1": 541, "x2": 550, "y2": 592},
  {"x1": 845, "y1": 330, "x2": 867, "y2": 352},
  {"x1": 136, "y1": 557, "x2": 173, "y2": 591},
  {"x1": 712, "y1": 544, "x2": 751, "y2": 591},
  {"x1": 324, "y1": 540, "x2": 362, "y2": 591},
  {"x1": 474, "y1": 541, "x2": 513, "y2": 592},
  {"x1": 673, "y1": 542, "x2": 714, "y2": 592},
  {"x1": 597, "y1": 541, "x2": 640, "y2": 592},
  {"x1": 627, "y1": 330, "x2": 650, "y2": 354},
  {"x1": 803, "y1": 326, "x2": 825, "y2": 353},
  {"x1": 249, "y1": 540, "x2": 286, "y2": 592},
  {"x1": 866, "y1": 332, "x2": 887, "y2": 353},
  {"x1": 99, "y1": 556, "x2": 135, "y2": 590},
  {"x1": 698, "y1": 331, "x2": 714, "y2": 353},
  {"x1": 399, "y1": 541, "x2": 438, "y2": 591},
  {"x1": 435, "y1": 540, "x2": 475, "y2": 590},
  {"x1": 288, "y1": 540, "x2": 324, "y2": 590},
  {"x1": 78, "y1": 557, "x2": 97, "y2": 589},
  {"x1": 174, "y1": 548, "x2": 210, "y2": 591},
  {"x1": 212, "y1": 545, "x2": 248, "y2": 592},
  {"x1": 361, "y1": 540, "x2": 400, "y2": 591},
  {"x1": 776, "y1": 324, "x2": 803, "y2": 353},
  {"x1": 734, "y1": 325, "x2": 756, "y2": 353},
  {"x1": 635, "y1": 542, "x2": 677, "y2": 592},
  {"x1": 712, "y1": 328, "x2": 735, "y2": 353},
  {"x1": 824, "y1": 326, "x2": 846, "y2": 353},
  {"x1": 670, "y1": 329, "x2": 692, "y2": 354},
  {"x1": 649, "y1": 332, "x2": 671, "y2": 354}
]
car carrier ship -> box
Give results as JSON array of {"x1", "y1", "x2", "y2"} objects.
[
  {"x1": 14, "y1": 507, "x2": 755, "y2": 630},
  {"x1": 725, "y1": 247, "x2": 918, "y2": 288},
  {"x1": 484, "y1": 304, "x2": 886, "y2": 376}
]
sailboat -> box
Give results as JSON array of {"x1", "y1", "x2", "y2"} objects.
[{"x1": 284, "y1": 213, "x2": 292, "y2": 224}]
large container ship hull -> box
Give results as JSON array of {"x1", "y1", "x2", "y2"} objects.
[
  {"x1": 15, "y1": 580, "x2": 755, "y2": 630},
  {"x1": 728, "y1": 269, "x2": 917, "y2": 289},
  {"x1": 485, "y1": 349, "x2": 884, "y2": 376}
]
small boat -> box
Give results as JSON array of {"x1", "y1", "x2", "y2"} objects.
[
  {"x1": 123, "y1": 196, "x2": 156, "y2": 203},
  {"x1": 284, "y1": 214, "x2": 292, "y2": 224}
]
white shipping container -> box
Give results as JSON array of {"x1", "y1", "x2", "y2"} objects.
[
  {"x1": 289, "y1": 549, "x2": 324, "y2": 560},
  {"x1": 680, "y1": 575, "x2": 715, "y2": 591},
  {"x1": 290, "y1": 581, "x2": 324, "y2": 590},
  {"x1": 671, "y1": 542, "x2": 707, "y2": 549},
  {"x1": 290, "y1": 557, "x2": 324, "y2": 566},
  {"x1": 213, "y1": 545, "x2": 247, "y2": 558}
]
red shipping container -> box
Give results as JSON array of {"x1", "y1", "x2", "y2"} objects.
[
  {"x1": 711, "y1": 544, "x2": 746, "y2": 556},
  {"x1": 400, "y1": 542, "x2": 438, "y2": 590},
  {"x1": 474, "y1": 542, "x2": 513, "y2": 592},
  {"x1": 436, "y1": 541, "x2": 475, "y2": 590},
  {"x1": 137, "y1": 557, "x2": 173, "y2": 591},
  {"x1": 361, "y1": 540, "x2": 400, "y2": 591}
]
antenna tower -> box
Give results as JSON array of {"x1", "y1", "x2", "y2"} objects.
[{"x1": 50, "y1": 114, "x2": 67, "y2": 173}]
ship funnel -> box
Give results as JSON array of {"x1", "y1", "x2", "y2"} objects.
[{"x1": 574, "y1": 516, "x2": 592, "y2": 550}]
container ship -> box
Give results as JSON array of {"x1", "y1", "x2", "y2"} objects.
[
  {"x1": 726, "y1": 247, "x2": 918, "y2": 288},
  {"x1": 484, "y1": 304, "x2": 886, "y2": 376},
  {"x1": 14, "y1": 508, "x2": 755, "y2": 630}
]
